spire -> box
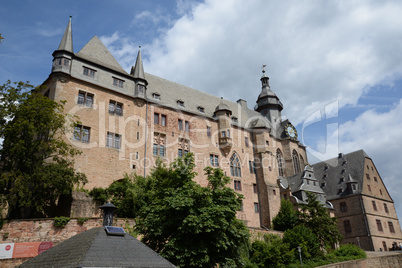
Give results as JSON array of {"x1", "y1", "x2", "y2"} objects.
[
  {"x1": 58, "y1": 16, "x2": 73, "y2": 53},
  {"x1": 131, "y1": 46, "x2": 145, "y2": 80}
]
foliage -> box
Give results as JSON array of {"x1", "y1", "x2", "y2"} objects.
[
  {"x1": 329, "y1": 244, "x2": 366, "y2": 259},
  {"x1": 108, "y1": 154, "x2": 249, "y2": 268},
  {"x1": 297, "y1": 192, "x2": 343, "y2": 247},
  {"x1": 89, "y1": 187, "x2": 108, "y2": 204},
  {"x1": 272, "y1": 198, "x2": 299, "y2": 231},
  {"x1": 77, "y1": 217, "x2": 89, "y2": 225},
  {"x1": 53, "y1": 216, "x2": 70, "y2": 228},
  {"x1": 0, "y1": 81, "x2": 87, "y2": 218},
  {"x1": 283, "y1": 224, "x2": 322, "y2": 260},
  {"x1": 249, "y1": 234, "x2": 294, "y2": 268},
  {"x1": 0, "y1": 33, "x2": 3, "y2": 44}
]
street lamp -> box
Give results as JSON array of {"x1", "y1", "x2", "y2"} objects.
[
  {"x1": 297, "y1": 246, "x2": 303, "y2": 267},
  {"x1": 356, "y1": 237, "x2": 361, "y2": 248}
]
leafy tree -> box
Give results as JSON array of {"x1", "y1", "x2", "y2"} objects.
[
  {"x1": 272, "y1": 198, "x2": 299, "y2": 231},
  {"x1": 249, "y1": 233, "x2": 294, "y2": 268},
  {"x1": 0, "y1": 81, "x2": 87, "y2": 218},
  {"x1": 282, "y1": 224, "x2": 321, "y2": 260},
  {"x1": 130, "y1": 154, "x2": 250, "y2": 268},
  {"x1": 297, "y1": 192, "x2": 342, "y2": 248}
]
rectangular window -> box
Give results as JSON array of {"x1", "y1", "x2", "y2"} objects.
[
  {"x1": 83, "y1": 67, "x2": 95, "y2": 78},
  {"x1": 185, "y1": 121, "x2": 190, "y2": 132},
  {"x1": 344, "y1": 220, "x2": 352, "y2": 233},
  {"x1": 178, "y1": 149, "x2": 183, "y2": 157},
  {"x1": 221, "y1": 131, "x2": 226, "y2": 138},
  {"x1": 367, "y1": 185, "x2": 371, "y2": 191},
  {"x1": 366, "y1": 174, "x2": 370, "y2": 180},
  {"x1": 178, "y1": 119, "x2": 183, "y2": 131},
  {"x1": 73, "y1": 125, "x2": 90, "y2": 143},
  {"x1": 207, "y1": 127, "x2": 211, "y2": 137},
  {"x1": 234, "y1": 180, "x2": 242, "y2": 191},
  {"x1": 109, "y1": 100, "x2": 123, "y2": 116},
  {"x1": 210, "y1": 154, "x2": 219, "y2": 167},
  {"x1": 161, "y1": 115, "x2": 167, "y2": 126},
  {"x1": 113, "y1": 77, "x2": 124, "y2": 88},
  {"x1": 154, "y1": 113, "x2": 160, "y2": 124},
  {"x1": 340, "y1": 202, "x2": 347, "y2": 212},
  {"x1": 382, "y1": 241, "x2": 387, "y2": 252},
  {"x1": 372, "y1": 201, "x2": 377, "y2": 211},
  {"x1": 153, "y1": 133, "x2": 166, "y2": 157},
  {"x1": 78, "y1": 91, "x2": 94, "y2": 107},
  {"x1": 388, "y1": 221, "x2": 395, "y2": 233},
  {"x1": 64, "y1": 58, "x2": 70, "y2": 66},
  {"x1": 254, "y1": 203, "x2": 259, "y2": 213},
  {"x1": 245, "y1": 137, "x2": 249, "y2": 147},
  {"x1": 374, "y1": 176, "x2": 378, "y2": 182},
  {"x1": 249, "y1": 161, "x2": 256, "y2": 174},
  {"x1": 153, "y1": 144, "x2": 158, "y2": 156},
  {"x1": 159, "y1": 145, "x2": 165, "y2": 157},
  {"x1": 384, "y1": 203, "x2": 389, "y2": 213},
  {"x1": 106, "y1": 132, "x2": 121, "y2": 149},
  {"x1": 376, "y1": 219, "x2": 383, "y2": 232},
  {"x1": 253, "y1": 183, "x2": 257, "y2": 193}
]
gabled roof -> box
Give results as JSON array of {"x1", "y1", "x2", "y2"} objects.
[
  {"x1": 311, "y1": 150, "x2": 368, "y2": 200},
  {"x1": 19, "y1": 227, "x2": 176, "y2": 267},
  {"x1": 76, "y1": 35, "x2": 127, "y2": 74}
]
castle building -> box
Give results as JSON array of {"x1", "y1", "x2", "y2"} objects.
[
  {"x1": 42, "y1": 18, "x2": 402, "y2": 250},
  {"x1": 44, "y1": 18, "x2": 307, "y2": 229},
  {"x1": 279, "y1": 150, "x2": 402, "y2": 251}
]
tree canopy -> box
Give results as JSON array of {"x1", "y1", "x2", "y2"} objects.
[
  {"x1": 92, "y1": 154, "x2": 250, "y2": 268},
  {"x1": 0, "y1": 81, "x2": 87, "y2": 218},
  {"x1": 272, "y1": 198, "x2": 299, "y2": 231}
]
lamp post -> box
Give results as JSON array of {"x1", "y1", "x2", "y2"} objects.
[
  {"x1": 297, "y1": 246, "x2": 303, "y2": 267},
  {"x1": 100, "y1": 202, "x2": 117, "y2": 227},
  {"x1": 356, "y1": 237, "x2": 361, "y2": 248}
]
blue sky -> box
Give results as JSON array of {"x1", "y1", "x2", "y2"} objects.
[{"x1": 1, "y1": 0, "x2": 402, "y2": 221}]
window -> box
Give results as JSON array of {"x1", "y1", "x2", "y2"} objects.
[
  {"x1": 109, "y1": 100, "x2": 123, "y2": 116},
  {"x1": 372, "y1": 201, "x2": 377, "y2": 211},
  {"x1": 207, "y1": 127, "x2": 211, "y2": 137},
  {"x1": 292, "y1": 150, "x2": 301, "y2": 174},
  {"x1": 178, "y1": 138, "x2": 189, "y2": 157},
  {"x1": 277, "y1": 150, "x2": 284, "y2": 176},
  {"x1": 73, "y1": 125, "x2": 90, "y2": 143},
  {"x1": 367, "y1": 184, "x2": 371, "y2": 192},
  {"x1": 221, "y1": 131, "x2": 226, "y2": 138},
  {"x1": 380, "y1": 189, "x2": 383, "y2": 195},
  {"x1": 137, "y1": 132, "x2": 139, "y2": 140},
  {"x1": 185, "y1": 121, "x2": 190, "y2": 132},
  {"x1": 382, "y1": 241, "x2": 388, "y2": 251},
  {"x1": 234, "y1": 180, "x2": 242, "y2": 191},
  {"x1": 153, "y1": 93, "x2": 161, "y2": 100},
  {"x1": 161, "y1": 115, "x2": 166, "y2": 126},
  {"x1": 254, "y1": 203, "x2": 260, "y2": 213},
  {"x1": 83, "y1": 67, "x2": 95, "y2": 78},
  {"x1": 245, "y1": 137, "x2": 249, "y2": 147},
  {"x1": 106, "y1": 132, "x2": 121, "y2": 149},
  {"x1": 177, "y1": 100, "x2": 184, "y2": 107},
  {"x1": 352, "y1": 184, "x2": 357, "y2": 191},
  {"x1": 388, "y1": 221, "x2": 395, "y2": 233},
  {"x1": 253, "y1": 184, "x2": 257, "y2": 193},
  {"x1": 366, "y1": 174, "x2": 370, "y2": 180},
  {"x1": 376, "y1": 219, "x2": 383, "y2": 232},
  {"x1": 198, "y1": 106, "x2": 205, "y2": 113},
  {"x1": 54, "y1": 57, "x2": 70, "y2": 67},
  {"x1": 273, "y1": 189, "x2": 276, "y2": 195},
  {"x1": 232, "y1": 117, "x2": 238, "y2": 123},
  {"x1": 266, "y1": 140, "x2": 269, "y2": 145},
  {"x1": 178, "y1": 149, "x2": 183, "y2": 158},
  {"x1": 178, "y1": 119, "x2": 183, "y2": 131},
  {"x1": 113, "y1": 77, "x2": 124, "y2": 88},
  {"x1": 154, "y1": 113, "x2": 159, "y2": 124},
  {"x1": 384, "y1": 203, "x2": 389, "y2": 213},
  {"x1": 249, "y1": 161, "x2": 256, "y2": 174},
  {"x1": 154, "y1": 113, "x2": 167, "y2": 126},
  {"x1": 374, "y1": 176, "x2": 378, "y2": 182},
  {"x1": 344, "y1": 220, "x2": 352, "y2": 233},
  {"x1": 210, "y1": 154, "x2": 219, "y2": 167},
  {"x1": 153, "y1": 133, "x2": 166, "y2": 157},
  {"x1": 230, "y1": 153, "x2": 241, "y2": 177},
  {"x1": 78, "y1": 91, "x2": 94, "y2": 107}
]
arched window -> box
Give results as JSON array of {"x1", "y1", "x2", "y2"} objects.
[
  {"x1": 300, "y1": 155, "x2": 305, "y2": 171},
  {"x1": 230, "y1": 153, "x2": 241, "y2": 177},
  {"x1": 276, "y1": 149, "x2": 284, "y2": 177},
  {"x1": 292, "y1": 150, "x2": 300, "y2": 174}
]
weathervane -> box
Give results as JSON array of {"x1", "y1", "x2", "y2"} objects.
[{"x1": 262, "y1": 65, "x2": 267, "y2": 74}]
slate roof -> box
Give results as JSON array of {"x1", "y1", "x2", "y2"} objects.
[
  {"x1": 311, "y1": 150, "x2": 368, "y2": 200},
  {"x1": 57, "y1": 17, "x2": 73, "y2": 53},
  {"x1": 19, "y1": 227, "x2": 176, "y2": 268}
]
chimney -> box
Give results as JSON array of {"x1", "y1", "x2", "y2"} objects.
[
  {"x1": 237, "y1": 99, "x2": 247, "y2": 109},
  {"x1": 100, "y1": 202, "x2": 117, "y2": 226}
]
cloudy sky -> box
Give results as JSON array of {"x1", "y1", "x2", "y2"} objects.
[{"x1": 1, "y1": 0, "x2": 402, "y2": 220}]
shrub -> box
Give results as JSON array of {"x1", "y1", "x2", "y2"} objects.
[
  {"x1": 77, "y1": 217, "x2": 89, "y2": 225},
  {"x1": 283, "y1": 224, "x2": 322, "y2": 260},
  {"x1": 53, "y1": 216, "x2": 70, "y2": 228},
  {"x1": 331, "y1": 244, "x2": 366, "y2": 259}
]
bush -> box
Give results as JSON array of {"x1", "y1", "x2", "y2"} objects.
[
  {"x1": 283, "y1": 224, "x2": 322, "y2": 260},
  {"x1": 330, "y1": 244, "x2": 366, "y2": 259},
  {"x1": 249, "y1": 234, "x2": 294, "y2": 267},
  {"x1": 77, "y1": 217, "x2": 89, "y2": 225},
  {"x1": 53, "y1": 216, "x2": 70, "y2": 228}
]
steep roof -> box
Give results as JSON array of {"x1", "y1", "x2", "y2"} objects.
[
  {"x1": 19, "y1": 227, "x2": 176, "y2": 267},
  {"x1": 76, "y1": 35, "x2": 127, "y2": 74},
  {"x1": 131, "y1": 49, "x2": 146, "y2": 80},
  {"x1": 57, "y1": 17, "x2": 73, "y2": 53},
  {"x1": 311, "y1": 150, "x2": 368, "y2": 200}
]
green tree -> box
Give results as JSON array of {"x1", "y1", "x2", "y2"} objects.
[
  {"x1": 282, "y1": 224, "x2": 321, "y2": 260},
  {"x1": 272, "y1": 198, "x2": 299, "y2": 231},
  {"x1": 131, "y1": 154, "x2": 249, "y2": 268},
  {"x1": 249, "y1": 234, "x2": 294, "y2": 268},
  {"x1": 0, "y1": 81, "x2": 87, "y2": 218},
  {"x1": 297, "y1": 192, "x2": 342, "y2": 248}
]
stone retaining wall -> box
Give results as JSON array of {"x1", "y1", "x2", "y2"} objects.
[{"x1": 318, "y1": 253, "x2": 402, "y2": 268}]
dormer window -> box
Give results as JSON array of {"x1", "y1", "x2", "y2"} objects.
[
  {"x1": 54, "y1": 57, "x2": 70, "y2": 67},
  {"x1": 153, "y1": 93, "x2": 161, "y2": 100},
  {"x1": 198, "y1": 106, "x2": 205, "y2": 113},
  {"x1": 138, "y1": 84, "x2": 145, "y2": 93},
  {"x1": 83, "y1": 67, "x2": 96, "y2": 78},
  {"x1": 232, "y1": 117, "x2": 238, "y2": 123},
  {"x1": 337, "y1": 188, "x2": 343, "y2": 195},
  {"x1": 340, "y1": 177, "x2": 344, "y2": 183},
  {"x1": 177, "y1": 100, "x2": 185, "y2": 107}
]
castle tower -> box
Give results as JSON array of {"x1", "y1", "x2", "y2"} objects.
[
  {"x1": 131, "y1": 47, "x2": 148, "y2": 100},
  {"x1": 51, "y1": 16, "x2": 73, "y2": 77}
]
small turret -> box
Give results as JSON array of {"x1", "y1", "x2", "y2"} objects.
[
  {"x1": 214, "y1": 98, "x2": 232, "y2": 155},
  {"x1": 131, "y1": 47, "x2": 148, "y2": 100},
  {"x1": 51, "y1": 16, "x2": 73, "y2": 75}
]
